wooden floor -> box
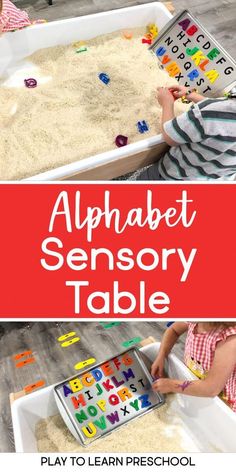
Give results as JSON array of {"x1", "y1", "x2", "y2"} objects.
[
  {"x1": 15, "y1": 0, "x2": 236, "y2": 58},
  {"x1": 0, "y1": 321, "x2": 185, "y2": 452}
]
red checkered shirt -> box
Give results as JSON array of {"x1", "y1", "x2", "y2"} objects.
[
  {"x1": 184, "y1": 323, "x2": 236, "y2": 412},
  {"x1": 0, "y1": 0, "x2": 31, "y2": 32}
]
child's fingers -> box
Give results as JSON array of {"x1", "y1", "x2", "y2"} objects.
[
  {"x1": 173, "y1": 91, "x2": 181, "y2": 98},
  {"x1": 151, "y1": 365, "x2": 157, "y2": 377},
  {"x1": 168, "y1": 85, "x2": 181, "y2": 91},
  {"x1": 169, "y1": 86, "x2": 184, "y2": 97},
  {"x1": 152, "y1": 381, "x2": 159, "y2": 392},
  {"x1": 151, "y1": 363, "x2": 159, "y2": 377},
  {"x1": 152, "y1": 379, "x2": 161, "y2": 392},
  {"x1": 152, "y1": 364, "x2": 165, "y2": 378}
]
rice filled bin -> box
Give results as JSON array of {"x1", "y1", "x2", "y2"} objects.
[{"x1": 0, "y1": 2, "x2": 174, "y2": 181}]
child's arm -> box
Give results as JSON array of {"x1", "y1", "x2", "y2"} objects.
[
  {"x1": 157, "y1": 86, "x2": 206, "y2": 148},
  {"x1": 151, "y1": 322, "x2": 188, "y2": 378},
  {"x1": 156, "y1": 87, "x2": 178, "y2": 147},
  {"x1": 156, "y1": 86, "x2": 204, "y2": 147},
  {"x1": 153, "y1": 335, "x2": 236, "y2": 397}
]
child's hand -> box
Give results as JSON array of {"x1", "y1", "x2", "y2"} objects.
[
  {"x1": 168, "y1": 85, "x2": 188, "y2": 99},
  {"x1": 156, "y1": 87, "x2": 175, "y2": 107},
  {"x1": 151, "y1": 353, "x2": 165, "y2": 378},
  {"x1": 152, "y1": 378, "x2": 175, "y2": 394}
]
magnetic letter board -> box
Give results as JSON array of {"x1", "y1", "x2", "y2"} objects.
[
  {"x1": 54, "y1": 348, "x2": 165, "y2": 446},
  {"x1": 150, "y1": 10, "x2": 236, "y2": 97}
]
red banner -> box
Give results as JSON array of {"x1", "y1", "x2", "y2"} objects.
[{"x1": 0, "y1": 183, "x2": 235, "y2": 318}]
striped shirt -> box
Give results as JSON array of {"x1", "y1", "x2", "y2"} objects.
[
  {"x1": 184, "y1": 323, "x2": 236, "y2": 412},
  {"x1": 158, "y1": 98, "x2": 236, "y2": 180},
  {"x1": 0, "y1": 0, "x2": 31, "y2": 32}
]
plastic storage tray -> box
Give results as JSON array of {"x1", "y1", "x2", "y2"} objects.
[
  {"x1": 0, "y1": 2, "x2": 171, "y2": 181},
  {"x1": 11, "y1": 343, "x2": 236, "y2": 452}
]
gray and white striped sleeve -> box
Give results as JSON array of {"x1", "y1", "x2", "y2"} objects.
[{"x1": 163, "y1": 106, "x2": 205, "y2": 145}]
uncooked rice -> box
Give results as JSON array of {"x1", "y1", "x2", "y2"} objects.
[
  {"x1": 35, "y1": 397, "x2": 195, "y2": 452},
  {"x1": 0, "y1": 28, "x2": 189, "y2": 180}
]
